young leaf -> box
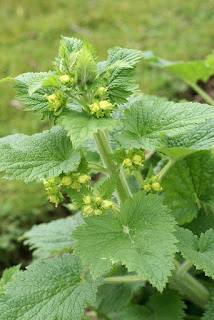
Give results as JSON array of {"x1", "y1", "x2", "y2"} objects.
[
  {"x1": 116, "y1": 99, "x2": 214, "y2": 151},
  {"x1": 57, "y1": 110, "x2": 118, "y2": 146},
  {"x1": 162, "y1": 151, "x2": 214, "y2": 224},
  {"x1": 109, "y1": 289, "x2": 186, "y2": 320},
  {"x1": 23, "y1": 213, "x2": 84, "y2": 259},
  {"x1": 0, "y1": 265, "x2": 21, "y2": 295},
  {"x1": 107, "y1": 47, "x2": 142, "y2": 67},
  {"x1": 176, "y1": 226, "x2": 214, "y2": 279},
  {"x1": 97, "y1": 171, "x2": 119, "y2": 199},
  {"x1": 0, "y1": 254, "x2": 101, "y2": 320},
  {"x1": 73, "y1": 191, "x2": 177, "y2": 291},
  {"x1": 0, "y1": 126, "x2": 80, "y2": 182}
]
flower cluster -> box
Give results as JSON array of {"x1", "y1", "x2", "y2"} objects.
[
  {"x1": 143, "y1": 175, "x2": 163, "y2": 193},
  {"x1": 45, "y1": 91, "x2": 67, "y2": 115},
  {"x1": 82, "y1": 195, "x2": 114, "y2": 216},
  {"x1": 89, "y1": 99, "x2": 114, "y2": 118},
  {"x1": 41, "y1": 173, "x2": 91, "y2": 206},
  {"x1": 122, "y1": 148, "x2": 145, "y2": 170}
]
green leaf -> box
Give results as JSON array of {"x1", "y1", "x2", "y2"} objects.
[
  {"x1": 185, "y1": 208, "x2": 214, "y2": 237},
  {"x1": 77, "y1": 151, "x2": 89, "y2": 174},
  {"x1": 97, "y1": 171, "x2": 119, "y2": 199},
  {"x1": 23, "y1": 213, "x2": 84, "y2": 259},
  {"x1": 0, "y1": 265, "x2": 21, "y2": 295},
  {"x1": 74, "y1": 44, "x2": 97, "y2": 87},
  {"x1": 162, "y1": 151, "x2": 214, "y2": 224},
  {"x1": 24, "y1": 72, "x2": 58, "y2": 95},
  {"x1": 0, "y1": 254, "x2": 101, "y2": 320},
  {"x1": 142, "y1": 51, "x2": 214, "y2": 84},
  {"x1": 116, "y1": 99, "x2": 214, "y2": 151},
  {"x1": 160, "y1": 120, "x2": 214, "y2": 160},
  {"x1": 55, "y1": 37, "x2": 83, "y2": 73},
  {"x1": 0, "y1": 126, "x2": 80, "y2": 182},
  {"x1": 66, "y1": 185, "x2": 94, "y2": 207},
  {"x1": 107, "y1": 47, "x2": 142, "y2": 67},
  {"x1": 109, "y1": 289, "x2": 186, "y2": 320},
  {"x1": 203, "y1": 295, "x2": 214, "y2": 319},
  {"x1": 57, "y1": 110, "x2": 118, "y2": 146},
  {"x1": 73, "y1": 191, "x2": 177, "y2": 291},
  {"x1": 176, "y1": 226, "x2": 214, "y2": 279}
]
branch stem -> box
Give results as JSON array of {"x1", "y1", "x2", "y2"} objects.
[
  {"x1": 93, "y1": 130, "x2": 132, "y2": 203},
  {"x1": 188, "y1": 82, "x2": 214, "y2": 106},
  {"x1": 158, "y1": 159, "x2": 175, "y2": 181}
]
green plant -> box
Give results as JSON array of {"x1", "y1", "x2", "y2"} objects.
[{"x1": 1, "y1": 37, "x2": 214, "y2": 319}]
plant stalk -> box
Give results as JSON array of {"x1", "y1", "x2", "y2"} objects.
[
  {"x1": 104, "y1": 275, "x2": 144, "y2": 284},
  {"x1": 158, "y1": 159, "x2": 175, "y2": 180},
  {"x1": 93, "y1": 130, "x2": 132, "y2": 203},
  {"x1": 177, "y1": 260, "x2": 193, "y2": 276},
  {"x1": 188, "y1": 81, "x2": 214, "y2": 106}
]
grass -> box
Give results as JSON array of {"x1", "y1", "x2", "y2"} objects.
[{"x1": 0, "y1": 0, "x2": 214, "y2": 265}]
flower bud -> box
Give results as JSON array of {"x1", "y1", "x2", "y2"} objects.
[
  {"x1": 97, "y1": 87, "x2": 108, "y2": 95},
  {"x1": 94, "y1": 209, "x2": 102, "y2": 216},
  {"x1": 59, "y1": 74, "x2": 71, "y2": 84},
  {"x1": 95, "y1": 197, "x2": 102, "y2": 204},
  {"x1": 61, "y1": 176, "x2": 73, "y2": 186},
  {"x1": 89, "y1": 103, "x2": 100, "y2": 113},
  {"x1": 152, "y1": 182, "x2": 162, "y2": 192},
  {"x1": 122, "y1": 158, "x2": 133, "y2": 168},
  {"x1": 144, "y1": 184, "x2": 152, "y2": 192},
  {"x1": 83, "y1": 205, "x2": 94, "y2": 215},
  {"x1": 82, "y1": 195, "x2": 91, "y2": 205},
  {"x1": 132, "y1": 155, "x2": 142, "y2": 166},
  {"x1": 99, "y1": 100, "x2": 113, "y2": 111},
  {"x1": 78, "y1": 174, "x2": 91, "y2": 184},
  {"x1": 101, "y1": 200, "x2": 113, "y2": 210}
]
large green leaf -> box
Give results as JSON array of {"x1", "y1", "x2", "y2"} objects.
[
  {"x1": 162, "y1": 151, "x2": 214, "y2": 224},
  {"x1": 116, "y1": 99, "x2": 214, "y2": 151},
  {"x1": 57, "y1": 110, "x2": 118, "y2": 146},
  {"x1": 0, "y1": 126, "x2": 80, "y2": 182},
  {"x1": 73, "y1": 191, "x2": 177, "y2": 291},
  {"x1": 0, "y1": 254, "x2": 101, "y2": 320},
  {"x1": 142, "y1": 51, "x2": 214, "y2": 84},
  {"x1": 23, "y1": 213, "x2": 84, "y2": 259},
  {"x1": 176, "y1": 226, "x2": 214, "y2": 279}
]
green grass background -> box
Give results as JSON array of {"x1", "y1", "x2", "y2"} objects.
[{"x1": 0, "y1": 0, "x2": 214, "y2": 263}]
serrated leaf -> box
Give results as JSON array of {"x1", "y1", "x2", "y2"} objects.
[
  {"x1": 73, "y1": 191, "x2": 177, "y2": 291},
  {"x1": 0, "y1": 126, "x2": 80, "y2": 182},
  {"x1": 203, "y1": 295, "x2": 214, "y2": 319},
  {"x1": 162, "y1": 151, "x2": 214, "y2": 224},
  {"x1": 77, "y1": 151, "x2": 89, "y2": 174},
  {"x1": 23, "y1": 71, "x2": 57, "y2": 95},
  {"x1": 160, "y1": 120, "x2": 214, "y2": 160},
  {"x1": 109, "y1": 289, "x2": 185, "y2": 320},
  {"x1": 66, "y1": 185, "x2": 94, "y2": 207},
  {"x1": 142, "y1": 51, "x2": 214, "y2": 84},
  {"x1": 74, "y1": 44, "x2": 97, "y2": 87},
  {"x1": 0, "y1": 254, "x2": 101, "y2": 320},
  {"x1": 116, "y1": 99, "x2": 214, "y2": 151},
  {"x1": 97, "y1": 171, "x2": 119, "y2": 199},
  {"x1": 176, "y1": 226, "x2": 214, "y2": 279},
  {"x1": 57, "y1": 110, "x2": 118, "y2": 146},
  {"x1": 23, "y1": 213, "x2": 84, "y2": 259},
  {"x1": 0, "y1": 265, "x2": 21, "y2": 295},
  {"x1": 107, "y1": 47, "x2": 142, "y2": 67},
  {"x1": 185, "y1": 208, "x2": 214, "y2": 237}
]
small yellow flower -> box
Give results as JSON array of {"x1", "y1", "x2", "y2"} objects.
[
  {"x1": 78, "y1": 174, "x2": 91, "y2": 184},
  {"x1": 132, "y1": 155, "x2": 142, "y2": 166},
  {"x1": 101, "y1": 200, "x2": 113, "y2": 210},
  {"x1": 122, "y1": 158, "x2": 133, "y2": 168},
  {"x1": 83, "y1": 205, "x2": 94, "y2": 215},
  {"x1": 59, "y1": 75, "x2": 71, "y2": 84},
  {"x1": 82, "y1": 195, "x2": 91, "y2": 205},
  {"x1": 61, "y1": 176, "x2": 73, "y2": 186}
]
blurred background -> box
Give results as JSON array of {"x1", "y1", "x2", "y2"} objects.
[{"x1": 1, "y1": 0, "x2": 214, "y2": 270}]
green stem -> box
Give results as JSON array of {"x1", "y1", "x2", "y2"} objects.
[
  {"x1": 158, "y1": 159, "x2": 175, "y2": 181},
  {"x1": 93, "y1": 130, "x2": 132, "y2": 203},
  {"x1": 134, "y1": 170, "x2": 144, "y2": 188},
  {"x1": 104, "y1": 275, "x2": 144, "y2": 284},
  {"x1": 88, "y1": 162, "x2": 108, "y2": 173},
  {"x1": 188, "y1": 82, "x2": 214, "y2": 106},
  {"x1": 171, "y1": 260, "x2": 209, "y2": 309},
  {"x1": 177, "y1": 260, "x2": 193, "y2": 276}
]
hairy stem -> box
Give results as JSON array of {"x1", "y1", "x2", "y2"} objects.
[
  {"x1": 93, "y1": 130, "x2": 132, "y2": 203},
  {"x1": 134, "y1": 170, "x2": 144, "y2": 188},
  {"x1": 188, "y1": 82, "x2": 214, "y2": 106},
  {"x1": 177, "y1": 260, "x2": 193, "y2": 276},
  {"x1": 104, "y1": 275, "x2": 144, "y2": 284},
  {"x1": 158, "y1": 159, "x2": 175, "y2": 181},
  {"x1": 171, "y1": 260, "x2": 209, "y2": 309}
]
